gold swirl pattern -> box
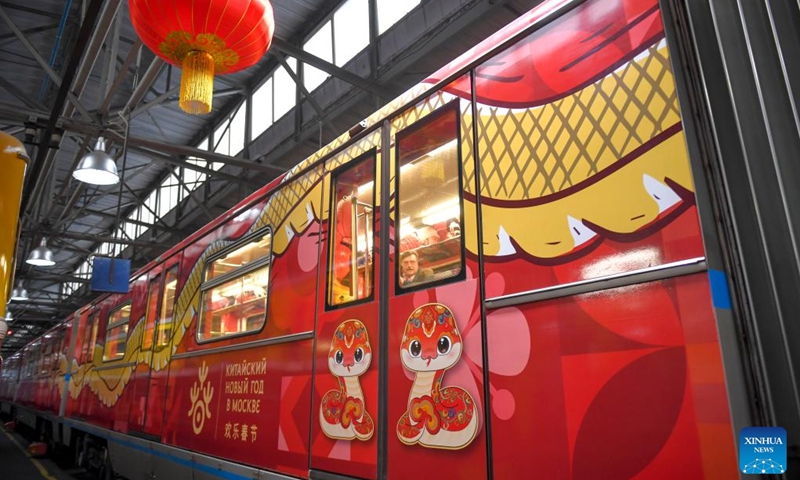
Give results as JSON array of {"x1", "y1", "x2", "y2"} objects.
[{"x1": 159, "y1": 32, "x2": 239, "y2": 73}]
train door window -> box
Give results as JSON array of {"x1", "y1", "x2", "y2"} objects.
[
  {"x1": 143, "y1": 277, "x2": 161, "y2": 350},
  {"x1": 395, "y1": 104, "x2": 464, "y2": 290},
  {"x1": 327, "y1": 152, "x2": 376, "y2": 307},
  {"x1": 88, "y1": 311, "x2": 99, "y2": 362},
  {"x1": 198, "y1": 231, "x2": 272, "y2": 342},
  {"x1": 156, "y1": 266, "x2": 179, "y2": 348},
  {"x1": 81, "y1": 311, "x2": 99, "y2": 364},
  {"x1": 103, "y1": 303, "x2": 131, "y2": 362},
  {"x1": 40, "y1": 339, "x2": 51, "y2": 375}
]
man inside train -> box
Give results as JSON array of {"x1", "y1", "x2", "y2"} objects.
[{"x1": 399, "y1": 250, "x2": 432, "y2": 287}]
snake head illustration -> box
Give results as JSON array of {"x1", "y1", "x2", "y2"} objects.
[
  {"x1": 400, "y1": 304, "x2": 462, "y2": 372},
  {"x1": 328, "y1": 319, "x2": 372, "y2": 377}
]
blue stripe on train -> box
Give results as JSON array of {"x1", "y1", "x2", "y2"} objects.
[
  {"x1": 708, "y1": 269, "x2": 732, "y2": 309},
  {"x1": 110, "y1": 436, "x2": 251, "y2": 480},
  {"x1": 63, "y1": 421, "x2": 251, "y2": 480}
]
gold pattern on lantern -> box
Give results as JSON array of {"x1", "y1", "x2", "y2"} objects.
[{"x1": 159, "y1": 32, "x2": 239, "y2": 73}]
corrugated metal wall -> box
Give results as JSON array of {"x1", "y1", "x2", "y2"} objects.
[{"x1": 664, "y1": 0, "x2": 800, "y2": 475}]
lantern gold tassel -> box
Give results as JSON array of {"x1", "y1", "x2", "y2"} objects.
[{"x1": 180, "y1": 51, "x2": 215, "y2": 115}]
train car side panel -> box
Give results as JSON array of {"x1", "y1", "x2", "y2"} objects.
[
  {"x1": 470, "y1": 0, "x2": 738, "y2": 478},
  {"x1": 310, "y1": 132, "x2": 383, "y2": 479}
]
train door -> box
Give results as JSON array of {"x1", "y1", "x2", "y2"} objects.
[
  {"x1": 311, "y1": 130, "x2": 383, "y2": 479},
  {"x1": 144, "y1": 258, "x2": 180, "y2": 437},
  {"x1": 385, "y1": 90, "x2": 488, "y2": 478},
  {"x1": 77, "y1": 306, "x2": 100, "y2": 420},
  {"x1": 128, "y1": 269, "x2": 163, "y2": 433}
]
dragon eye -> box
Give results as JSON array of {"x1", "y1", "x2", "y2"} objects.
[
  {"x1": 355, "y1": 347, "x2": 364, "y2": 363},
  {"x1": 437, "y1": 336, "x2": 451, "y2": 355},
  {"x1": 335, "y1": 350, "x2": 344, "y2": 364},
  {"x1": 409, "y1": 340, "x2": 421, "y2": 358}
]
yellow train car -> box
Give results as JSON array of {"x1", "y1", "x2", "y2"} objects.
[{"x1": 0, "y1": 131, "x2": 28, "y2": 322}]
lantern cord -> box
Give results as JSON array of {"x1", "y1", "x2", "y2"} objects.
[{"x1": 113, "y1": 112, "x2": 130, "y2": 265}]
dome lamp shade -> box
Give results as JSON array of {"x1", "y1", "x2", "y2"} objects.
[
  {"x1": 73, "y1": 137, "x2": 119, "y2": 186},
  {"x1": 26, "y1": 237, "x2": 55, "y2": 267},
  {"x1": 10, "y1": 282, "x2": 27, "y2": 301}
]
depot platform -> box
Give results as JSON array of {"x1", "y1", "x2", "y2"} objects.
[{"x1": 0, "y1": 423, "x2": 76, "y2": 480}]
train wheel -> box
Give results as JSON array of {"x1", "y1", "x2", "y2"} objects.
[
  {"x1": 97, "y1": 448, "x2": 113, "y2": 480},
  {"x1": 74, "y1": 436, "x2": 85, "y2": 467}
]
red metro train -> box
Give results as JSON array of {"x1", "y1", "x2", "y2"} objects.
[{"x1": 0, "y1": 0, "x2": 750, "y2": 478}]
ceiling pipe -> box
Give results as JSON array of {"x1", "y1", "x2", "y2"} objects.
[{"x1": 20, "y1": 0, "x2": 121, "y2": 227}]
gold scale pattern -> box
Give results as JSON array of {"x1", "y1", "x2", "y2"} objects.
[{"x1": 474, "y1": 42, "x2": 680, "y2": 201}]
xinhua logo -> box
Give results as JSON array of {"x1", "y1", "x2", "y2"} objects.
[{"x1": 739, "y1": 427, "x2": 787, "y2": 474}]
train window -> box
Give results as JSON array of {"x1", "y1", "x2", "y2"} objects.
[
  {"x1": 327, "y1": 153, "x2": 376, "y2": 307},
  {"x1": 40, "y1": 339, "x2": 51, "y2": 376},
  {"x1": 198, "y1": 231, "x2": 271, "y2": 342},
  {"x1": 103, "y1": 303, "x2": 131, "y2": 362},
  {"x1": 156, "y1": 266, "x2": 179, "y2": 348},
  {"x1": 81, "y1": 310, "x2": 100, "y2": 364},
  {"x1": 208, "y1": 235, "x2": 270, "y2": 280},
  {"x1": 395, "y1": 104, "x2": 463, "y2": 290},
  {"x1": 143, "y1": 276, "x2": 161, "y2": 350}
]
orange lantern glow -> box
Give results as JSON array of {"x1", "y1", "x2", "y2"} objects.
[{"x1": 129, "y1": 0, "x2": 275, "y2": 115}]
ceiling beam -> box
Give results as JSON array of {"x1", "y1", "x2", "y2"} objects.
[
  {"x1": 0, "y1": 5, "x2": 93, "y2": 121},
  {"x1": 0, "y1": 76, "x2": 47, "y2": 111},
  {"x1": 271, "y1": 36, "x2": 385, "y2": 98},
  {"x1": 18, "y1": 0, "x2": 108, "y2": 227},
  {"x1": 123, "y1": 57, "x2": 165, "y2": 115},
  {"x1": 99, "y1": 40, "x2": 142, "y2": 117},
  {"x1": 22, "y1": 229, "x2": 170, "y2": 249},
  {"x1": 276, "y1": 54, "x2": 338, "y2": 137}
]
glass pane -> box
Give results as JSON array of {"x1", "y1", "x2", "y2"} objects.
[
  {"x1": 397, "y1": 107, "x2": 462, "y2": 288},
  {"x1": 156, "y1": 266, "x2": 179, "y2": 348},
  {"x1": 103, "y1": 304, "x2": 131, "y2": 361},
  {"x1": 82, "y1": 312, "x2": 99, "y2": 363},
  {"x1": 274, "y1": 58, "x2": 297, "y2": 120},
  {"x1": 304, "y1": 21, "x2": 332, "y2": 91},
  {"x1": 328, "y1": 155, "x2": 375, "y2": 306},
  {"x1": 198, "y1": 263, "x2": 270, "y2": 341},
  {"x1": 208, "y1": 233, "x2": 272, "y2": 280},
  {"x1": 334, "y1": 0, "x2": 369, "y2": 67},
  {"x1": 377, "y1": 0, "x2": 421, "y2": 34},
  {"x1": 252, "y1": 78, "x2": 273, "y2": 137},
  {"x1": 143, "y1": 278, "x2": 160, "y2": 350},
  {"x1": 229, "y1": 103, "x2": 246, "y2": 156}
]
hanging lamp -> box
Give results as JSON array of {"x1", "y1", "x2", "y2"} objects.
[
  {"x1": 26, "y1": 237, "x2": 55, "y2": 267},
  {"x1": 73, "y1": 137, "x2": 119, "y2": 185},
  {"x1": 128, "y1": 0, "x2": 275, "y2": 115},
  {"x1": 10, "y1": 282, "x2": 27, "y2": 301}
]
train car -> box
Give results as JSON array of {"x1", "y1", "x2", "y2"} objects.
[
  {"x1": 0, "y1": 0, "x2": 762, "y2": 478},
  {"x1": 0, "y1": 130, "x2": 29, "y2": 358}
]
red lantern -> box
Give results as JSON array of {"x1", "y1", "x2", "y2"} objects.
[{"x1": 129, "y1": 0, "x2": 275, "y2": 115}]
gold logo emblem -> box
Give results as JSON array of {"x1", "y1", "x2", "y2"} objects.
[{"x1": 188, "y1": 361, "x2": 213, "y2": 434}]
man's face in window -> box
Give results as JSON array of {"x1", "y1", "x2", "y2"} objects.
[{"x1": 401, "y1": 254, "x2": 419, "y2": 279}]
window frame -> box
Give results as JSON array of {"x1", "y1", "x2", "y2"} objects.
[
  {"x1": 196, "y1": 228, "x2": 273, "y2": 344},
  {"x1": 393, "y1": 100, "x2": 467, "y2": 295},
  {"x1": 155, "y1": 265, "x2": 180, "y2": 351},
  {"x1": 80, "y1": 308, "x2": 99, "y2": 364},
  {"x1": 325, "y1": 149, "x2": 378, "y2": 311},
  {"x1": 102, "y1": 301, "x2": 132, "y2": 363},
  {"x1": 142, "y1": 275, "x2": 162, "y2": 351}
]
